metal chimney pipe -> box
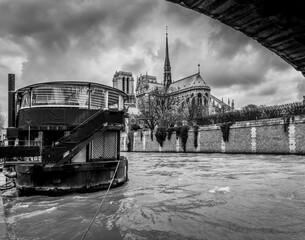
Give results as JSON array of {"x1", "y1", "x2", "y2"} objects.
[{"x1": 8, "y1": 73, "x2": 15, "y2": 128}]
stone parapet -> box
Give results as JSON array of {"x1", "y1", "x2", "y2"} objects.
[{"x1": 122, "y1": 117, "x2": 305, "y2": 155}]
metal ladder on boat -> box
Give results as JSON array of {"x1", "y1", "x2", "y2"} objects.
[{"x1": 42, "y1": 109, "x2": 124, "y2": 166}]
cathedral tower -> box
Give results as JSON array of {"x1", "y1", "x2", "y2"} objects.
[
  {"x1": 164, "y1": 26, "x2": 172, "y2": 90},
  {"x1": 113, "y1": 71, "x2": 136, "y2": 107}
]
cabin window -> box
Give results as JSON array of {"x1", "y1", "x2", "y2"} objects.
[
  {"x1": 18, "y1": 83, "x2": 124, "y2": 111},
  {"x1": 32, "y1": 87, "x2": 55, "y2": 105},
  {"x1": 108, "y1": 91, "x2": 119, "y2": 109},
  {"x1": 91, "y1": 88, "x2": 107, "y2": 109},
  {"x1": 31, "y1": 86, "x2": 89, "y2": 107},
  {"x1": 21, "y1": 92, "x2": 30, "y2": 108}
]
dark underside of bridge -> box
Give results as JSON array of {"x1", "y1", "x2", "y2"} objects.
[{"x1": 167, "y1": 0, "x2": 305, "y2": 77}]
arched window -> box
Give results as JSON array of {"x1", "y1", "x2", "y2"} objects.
[
  {"x1": 126, "y1": 78, "x2": 129, "y2": 94},
  {"x1": 197, "y1": 93, "x2": 202, "y2": 105},
  {"x1": 204, "y1": 98, "x2": 208, "y2": 106},
  {"x1": 122, "y1": 77, "x2": 125, "y2": 92},
  {"x1": 192, "y1": 98, "x2": 196, "y2": 106}
]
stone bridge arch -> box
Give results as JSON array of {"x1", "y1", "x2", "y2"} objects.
[{"x1": 167, "y1": 0, "x2": 305, "y2": 77}]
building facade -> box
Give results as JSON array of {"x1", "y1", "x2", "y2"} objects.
[
  {"x1": 113, "y1": 29, "x2": 234, "y2": 119},
  {"x1": 112, "y1": 71, "x2": 136, "y2": 109},
  {"x1": 135, "y1": 29, "x2": 234, "y2": 116}
]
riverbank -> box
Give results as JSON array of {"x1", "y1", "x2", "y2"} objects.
[
  {"x1": 0, "y1": 173, "x2": 8, "y2": 240},
  {"x1": 121, "y1": 116, "x2": 305, "y2": 154}
]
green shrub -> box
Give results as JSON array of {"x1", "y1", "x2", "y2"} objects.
[
  {"x1": 131, "y1": 124, "x2": 141, "y2": 131},
  {"x1": 175, "y1": 126, "x2": 182, "y2": 139},
  {"x1": 219, "y1": 122, "x2": 233, "y2": 142},
  {"x1": 155, "y1": 127, "x2": 167, "y2": 147},
  {"x1": 180, "y1": 126, "x2": 189, "y2": 152},
  {"x1": 193, "y1": 126, "x2": 199, "y2": 148},
  {"x1": 167, "y1": 127, "x2": 175, "y2": 140}
]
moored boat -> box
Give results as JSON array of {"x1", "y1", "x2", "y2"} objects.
[{"x1": 0, "y1": 74, "x2": 128, "y2": 195}]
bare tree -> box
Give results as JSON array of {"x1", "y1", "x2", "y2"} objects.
[
  {"x1": 137, "y1": 88, "x2": 182, "y2": 130},
  {"x1": 242, "y1": 104, "x2": 259, "y2": 111},
  {"x1": 0, "y1": 106, "x2": 6, "y2": 129},
  {"x1": 180, "y1": 101, "x2": 208, "y2": 123}
]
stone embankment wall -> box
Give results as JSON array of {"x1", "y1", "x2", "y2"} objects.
[{"x1": 121, "y1": 116, "x2": 305, "y2": 155}]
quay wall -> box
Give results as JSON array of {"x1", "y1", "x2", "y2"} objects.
[{"x1": 121, "y1": 116, "x2": 305, "y2": 155}]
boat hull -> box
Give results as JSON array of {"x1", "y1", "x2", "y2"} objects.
[{"x1": 15, "y1": 158, "x2": 128, "y2": 195}]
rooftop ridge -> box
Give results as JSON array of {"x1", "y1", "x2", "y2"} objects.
[
  {"x1": 114, "y1": 71, "x2": 133, "y2": 76},
  {"x1": 171, "y1": 72, "x2": 202, "y2": 85}
]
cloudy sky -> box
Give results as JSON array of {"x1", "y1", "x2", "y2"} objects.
[{"x1": 0, "y1": 0, "x2": 304, "y2": 116}]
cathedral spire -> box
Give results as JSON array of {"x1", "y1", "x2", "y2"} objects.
[{"x1": 164, "y1": 26, "x2": 172, "y2": 90}]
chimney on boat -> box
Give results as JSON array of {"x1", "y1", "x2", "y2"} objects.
[
  {"x1": 8, "y1": 73, "x2": 16, "y2": 128},
  {"x1": 7, "y1": 73, "x2": 19, "y2": 146}
]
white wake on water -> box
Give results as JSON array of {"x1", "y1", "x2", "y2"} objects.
[
  {"x1": 209, "y1": 186, "x2": 231, "y2": 193},
  {"x1": 7, "y1": 206, "x2": 58, "y2": 223}
]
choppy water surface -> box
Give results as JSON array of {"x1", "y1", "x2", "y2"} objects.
[{"x1": 3, "y1": 153, "x2": 305, "y2": 240}]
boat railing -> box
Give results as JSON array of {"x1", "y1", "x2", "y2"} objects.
[
  {"x1": 0, "y1": 139, "x2": 43, "y2": 164},
  {"x1": 0, "y1": 139, "x2": 42, "y2": 147}
]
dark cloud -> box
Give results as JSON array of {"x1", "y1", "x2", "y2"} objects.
[
  {"x1": 258, "y1": 85, "x2": 278, "y2": 96},
  {"x1": 0, "y1": 0, "x2": 302, "y2": 115},
  {"x1": 206, "y1": 48, "x2": 275, "y2": 89},
  {"x1": 266, "y1": 53, "x2": 291, "y2": 72},
  {"x1": 0, "y1": 2, "x2": 56, "y2": 37},
  {"x1": 208, "y1": 20, "x2": 292, "y2": 74},
  {"x1": 170, "y1": 38, "x2": 192, "y2": 67},
  {"x1": 0, "y1": 64, "x2": 8, "y2": 70},
  {"x1": 162, "y1": 1, "x2": 204, "y2": 27},
  {"x1": 0, "y1": 0, "x2": 157, "y2": 48},
  {"x1": 0, "y1": 43, "x2": 23, "y2": 58},
  {"x1": 296, "y1": 76, "x2": 305, "y2": 100},
  {"x1": 208, "y1": 22, "x2": 251, "y2": 59},
  {"x1": 144, "y1": 41, "x2": 162, "y2": 62},
  {"x1": 208, "y1": 71, "x2": 266, "y2": 89},
  {"x1": 122, "y1": 58, "x2": 146, "y2": 74},
  {"x1": 0, "y1": 0, "x2": 159, "y2": 84}
]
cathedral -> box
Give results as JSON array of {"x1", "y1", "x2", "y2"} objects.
[{"x1": 112, "y1": 29, "x2": 234, "y2": 117}]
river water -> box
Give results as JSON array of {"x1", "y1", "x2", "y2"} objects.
[{"x1": 3, "y1": 153, "x2": 305, "y2": 240}]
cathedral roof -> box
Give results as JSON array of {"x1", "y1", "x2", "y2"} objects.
[
  {"x1": 114, "y1": 71, "x2": 133, "y2": 78},
  {"x1": 169, "y1": 73, "x2": 210, "y2": 92},
  {"x1": 136, "y1": 79, "x2": 163, "y2": 95},
  {"x1": 147, "y1": 82, "x2": 163, "y2": 89}
]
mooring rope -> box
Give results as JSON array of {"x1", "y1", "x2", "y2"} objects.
[
  {"x1": 0, "y1": 164, "x2": 33, "y2": 190},
  {"x1": 81, "y1": 160, "x2": 121, "y2": 240}
]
